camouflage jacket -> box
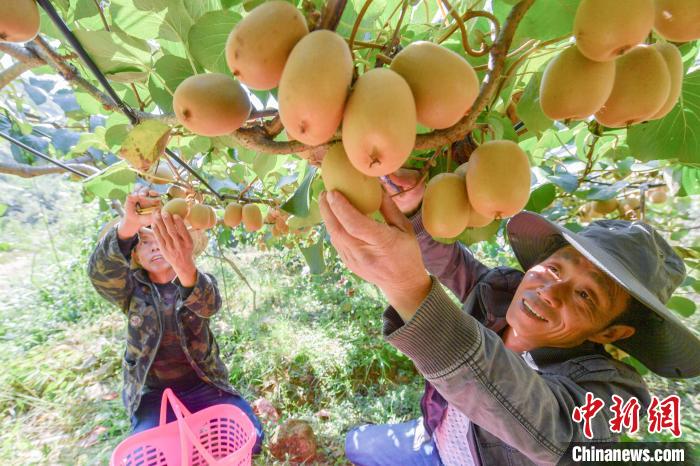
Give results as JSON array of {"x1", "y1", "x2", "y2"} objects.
[{"x1": 87, "y1": 226, "x2": 237, "y2": 416}]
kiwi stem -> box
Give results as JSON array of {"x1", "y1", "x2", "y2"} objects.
[{"x1": 348, "y1": 0, "x2": 376, "y2": 63}]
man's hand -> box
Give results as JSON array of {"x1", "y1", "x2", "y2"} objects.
[
  {"x1": 152, "y1": 210, "x2": 197, "y2": 287},
  {"x1": 320, "y1": 190, "x2": 431, "y2": 322},
  {"x1": 380, "y1": 168, "x2": 425, "y2": 216},
  {"x1": 118, "y1": 186, "x2": 162, "y2": 240}
]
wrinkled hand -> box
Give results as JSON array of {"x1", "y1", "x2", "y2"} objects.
[
  {"x1": 380, "y1": 168, "x2": 425, "y2": 216},
  {"x1": 152, "y1": 210, "x2": 197, "y2": 287},
  {"x1": 118, "y1": 186, "x2": 161, "y2": 239},
  {"x1": 320, "y1": 190, "x2": 431, "y2": 321}
]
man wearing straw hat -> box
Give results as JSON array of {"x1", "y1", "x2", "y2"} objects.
[
  {"x1": 320, "y1": 170, "x2": 700, "y2": 465},
  {"x1": 88, "y1": 186, "x2": 263, "y2": 450}
]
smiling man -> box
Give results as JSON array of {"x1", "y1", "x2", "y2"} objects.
[
  {"x1": 321, "y1": 170, "x2": 700, "y2": 466},
  {"x1": 87, "y1": 186, "x2": 263, "y2": 449}
]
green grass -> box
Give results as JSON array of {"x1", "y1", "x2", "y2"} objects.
[{"x1": 0, "y1": 175, "x2": 697, "y2": 465}]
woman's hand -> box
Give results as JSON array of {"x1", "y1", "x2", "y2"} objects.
[
  {"x1": 320, "y1": 190, "x2": 431, "y2": 322},
  {"x1": 152, "y1": 210, "x2": 197, "y2": 287}
]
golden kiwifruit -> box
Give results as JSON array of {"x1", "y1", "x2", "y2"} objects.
[
  {"x1": 578, "y1": 202, "x2": 596, "y2": 223},
  {"x1": 224, "y1": 202, "x2": 243, "y2": 228},
  {"x1": 648, "y1": 189, "x2": 668, "y2": 204},
  {"x1": 225, "y1": 1, "x2": 308, "y2": 90},
  {"x1": 649, "y1": 42, "x2": 684, "y2": 120},
  {"x1": 390, "y1": 41, "x2": 478, "y2": 129},
  {"x1": 144, "y1": 162, "x2": 176, "y2": 185},
  {"x1": 423, "y1": 173, "x2": 471, "y2": 238},
  {"x1": 574, "y1": 0, "x2": 654, "y2": 62},
  {"x1": 454, "y1": 162, "x2": 469, "y2": 178},
  {"x1": 321, "y1": 144, "x2": 382, "y2": 215},
  {"x1": 540, "y1": 45, "x2": 616, "y2": 120},
  {"x1": 654, "y1": 0, "x2": 700, "y2": 42},
  {"x1": 242, "y1": 204, "x2": 263, "y2": 231},
  {"x1": 173, "y1": 73, "x2": 251, "y2": 137},
  {"x1": 278, "y1": 30, "x2": 353, "y2": 145},
  {"x1": 619, "y1": 197, "x2": 641, "y2": 218},
  {"x1": 0, "y1": 0, "x2": 40, "y2": 43},
  {"x1": 593, "y1": 198, "x2": 619, "y2": 215},
  {"x1": 162, "y1": 198, "x2": 190, "y2": 218},
  {"x1": 188, "y1": 203, "x2": 216, "y2": 230},
  {"x1": 342, "y1": 68, "x2": 416, "y2": 177},
  {"x1": 167, "y1": 185, "x2": 187, "y2": 199},
  {"x1": 466, "y1": 140, "x2": 531, "y2": 219},
  {"x1": 595, "y1": 45, "x2": 671, "y2": 128}
]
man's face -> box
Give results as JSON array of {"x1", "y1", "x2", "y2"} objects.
[
  {"x1": 133, "y1": 229, "x2": 173, "y2": 274},
  {"x1": 505, "y1": 246, "x2": 631, "y2": 349}
]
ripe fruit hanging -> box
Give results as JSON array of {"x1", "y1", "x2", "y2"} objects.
[
  {"x1": 0, "y1": 0, "x2": 40, "y2": 43},
  {"x1": 423, "y1": 173, "x2": 472, "y2": 238},
  {"x1": 188, "y1": 204, "x2": 216, "y2": 230},
  {"x1": 173, "y1": 73, "x2": 251, "y2": 137},
  {"x1": 278, "y1": 30, "x2": 353, "y2": 146},
  {"x1": 321, "y1": 144, "x2": 382, "y2": 215},
  {"x1": 144, "y1": 161, "x2": 176, "y2": 185},
  {"x1": 466, "y1": 140, "x2": 531, "y2": 219},
  {"x1": 648, "y1": 189, "x2": 668, "y2": 204},
  {"x1": 574, "y1": 0, "x2": 654, "y2": 62},
  {"x1": 225, "y1": 0, "x2": 308, "y2": 90},
  {"x1": 342, "y1": 68, "x2": 416, "y2": 177},
  {"x1": 167, "y1": 185, "x2": 187, "y2": 199},
  {"x1": 593, "y1": 198, "x2": 619, "y2": 215},
  {"x1": 654, "y1": 0, "x2": 700, "y2": 42},
  {"x1": 163, "y1": 198, "x2": 190, "y2": 218},
  {"x1": 390, "y1": 41, "x2": 479, "y2": 129},
  {"x1": 539, "y1": 45, "x2": 616, "y2": 120},
  {"x1": 224, "y1": 202, "x2": 243, "y2": 228},
  {"x1": 649, "y1": 42, "x2": 683, "y2": 120},
  {"x1": 242, "y1": 204, "x2": 263, "y2": 232},
  {"x1": 595, "y1": 45, "x2": 671, "y2": 128}
]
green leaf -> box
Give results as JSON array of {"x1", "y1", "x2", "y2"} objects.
[
  {"x1": 282, "y1": 166, "x2": 318, "y2": 216},
  {"x1": 525, "y1": 183, "x2": 556, "y2": 212},
  {"x1": 548, "y1": 172, "x2": 578, "y2": 193},
  {"x1": 110, "y1": 0, "x2": 194, "y2": 44},
  {"x1": 0, "y1": 203, "x2": 7, "y2": 217},
  {"x1": 516, "y1": 70, "x2": 553, "y2": 136},
  {"x1": 73, "y1": 29, "x2": 152, "y2": 83},
  {"x1": 105, "y1": 123, "x2": 130, "y2": 149},
  {"x1": 494, "y1": 0, "x2": 580, "y2": 42},
  {"x1": 300, "y1": 231, "x2": 326, "y2": 275},
  {"x1": 577, "y1": 180, "x2": 629, "y2": 200},
  {"x1": 456, "y1": 220, "x2": 502, "y2": 246},
  {"x1": 83, "y1": 160, "x2": 136, "y2": 202},
  {"x1": 627, "y1": 70, "x2": 700, "y2": 164},
  {"x1": 189, "y1": 10, "x2": 241, "y2": 73},
  {"x1": 252, "y1": 153, "x2": 277, "y2": 179},
  {"x1": 667, "y1": 296, "x2": 696, "y2": 317},
  {"x1": 680, "y1": 166, "x2": 700, "y2": 195},
  {"x1": 148, "y1": 54, "x2": 196, "y2": 112}
]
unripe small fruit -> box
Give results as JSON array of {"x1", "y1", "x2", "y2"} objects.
[
  {"x1": 242, "y1": 204, "x2": 263, "y2": 232},
  {"x1": 162, "y1": 198, "x2": 189, "y2": 218},
  {"x1": 648, "y1": 189, "x2": 668, "y2": 204},
  {"x1": 224, "y1": 202, "x2": 243, "y2": 228},
  {"x1": 321, "y1": 144, "x2": 382, "y2": 215},
  {"x1": 167, "y1": 185, "x2": 187, "y2": 199}
]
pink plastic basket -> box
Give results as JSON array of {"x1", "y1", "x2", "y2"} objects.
[{"x1": 111, "y1": 388, "x2": 256, "y2": 466}]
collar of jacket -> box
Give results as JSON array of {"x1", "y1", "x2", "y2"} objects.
[{"x1": 472, "y1": 266, "x2": 610, "y2": 367}]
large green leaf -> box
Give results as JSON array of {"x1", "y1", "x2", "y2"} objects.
[
  {"x1": 110, "y1": 0, "x2": 195, "y2": 44},
  {"x1": 83, "y1": 160, "x2": 136, "y2": 202},
  {"x1": 282, "y1": 165, "x2": 318, "y2": 216},
  {"x1": 148, "y1": 55, "x2": 196, "y2": 112},
  {"x1": 667, "y1": 296, "x2": 696, "y2": 317},
  {"x1": 627, "y1": 70, "x2": 700, "y2": 164},
  {"x1": 189, "y1": 10, "x2": 241, "y2": 73},
  {"x1": 118, "y1": 120, "x2": 172, "y2": 171},
  {"x1": 493, "y1": 0, "x2": 580, "y2": 43},
  {"x1": 525, "y1": 183, "x2": 556, "y2": 212},
  {"x1": 73, "y1": 29, "x2": 152, "y2": 83}
]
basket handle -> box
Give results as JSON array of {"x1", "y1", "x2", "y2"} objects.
[
  {"x1": 162, "y1": 388, "x2": 222, "y2": 466},
  {"x1": 159, "y1": 387, "x2": 193, "y2": 426}
]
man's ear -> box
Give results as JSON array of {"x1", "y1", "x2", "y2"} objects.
[{"x1": 588, "y1": 325, "x2": 636, "y2": 344}]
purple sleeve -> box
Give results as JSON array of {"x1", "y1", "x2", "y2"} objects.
[{"x1": 410, "y1": 210, "x2": 490, "y2": 302}]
